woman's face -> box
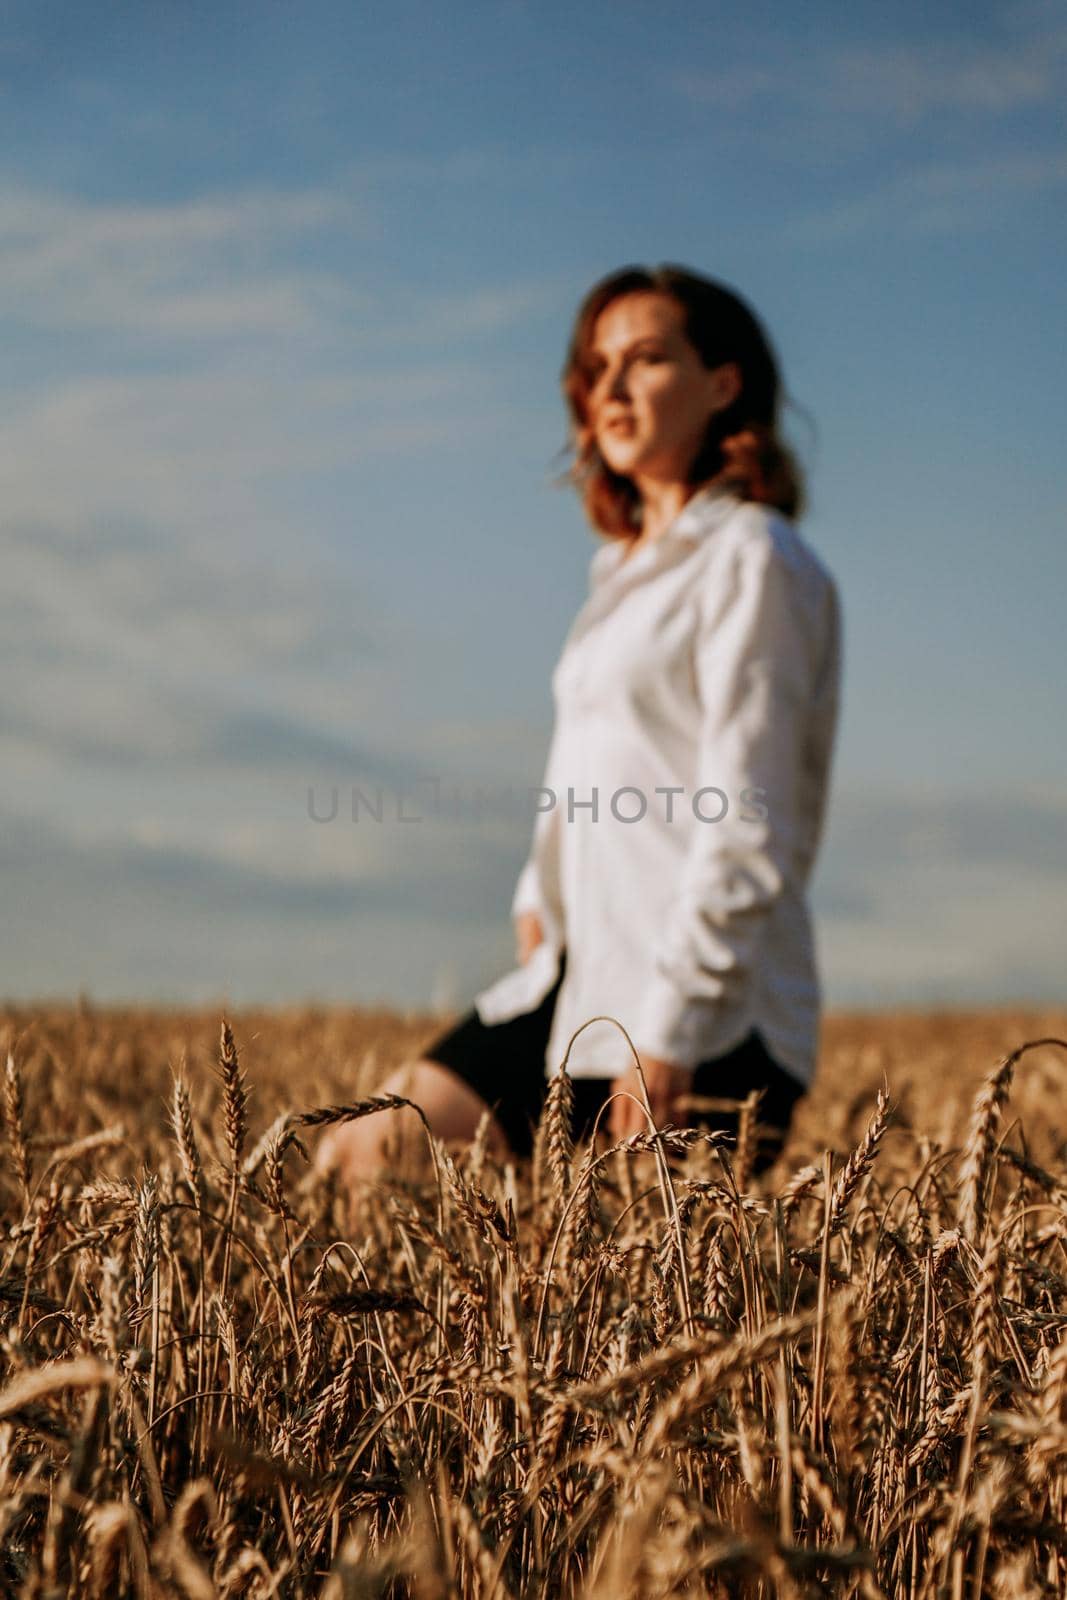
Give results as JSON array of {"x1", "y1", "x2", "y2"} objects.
[{"x1": 584, "y1": 292, "x2": 741, "y2": 487}]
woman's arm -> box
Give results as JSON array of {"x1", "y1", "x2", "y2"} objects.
[
  {"x1": 514, "y1": 910, "x2": 544, "y2": 965},
  {"x1": 628, "y1": 524, "x2": 841, "y2": 1074}
]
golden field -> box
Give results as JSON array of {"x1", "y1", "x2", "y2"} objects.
[{"x1": 1, "y1": 998, "x2": 1066, "y2": 1598}]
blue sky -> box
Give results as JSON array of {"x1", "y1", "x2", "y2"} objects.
[{"x1": 2, "y1": 0, "x2": 1065, "y2": 1013}]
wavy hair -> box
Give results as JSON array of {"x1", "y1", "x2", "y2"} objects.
[{"x1": 561, "y1": 264, "x2": 805, "y2": 537}]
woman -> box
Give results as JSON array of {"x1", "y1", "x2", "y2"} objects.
[{"x1": 318, "y1": 264, "x2": 842, "y2": 1189}]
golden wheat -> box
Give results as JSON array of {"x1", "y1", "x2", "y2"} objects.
[{"x1": 0, "y1": 999, "x2": 1065, "y2": 1597}]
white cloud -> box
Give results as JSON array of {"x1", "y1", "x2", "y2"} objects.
[
  {"x1": 0, "y1": 178, "x2": 566, "y2": 346},
  {"x1": 0, "y1": 802, "x2": 523, "y2": 1008},
  {"x1": 815, "y1": 782, "x2": 1067, "y2": 1004},
  {"x1": 0, "y1": 365, "x2": 489, "y2": 530},
  {"x1": 0, "y1": 181, "x2": 559, "y2": 567},
  {"x1": 666, "y1": 67, "x2": 777, "y2": 114},
  {"x1": 0, "y1": 185, "x2": 372, "y2": 338},
  {"x1": 0, "y1": 510, "x2": 430, "y2": 790},
  {"x1": 785, "y1": 147, "x2": 1067, "y2": 241},
  {"x1": 386, "y1": 281, "x2": 565, "y2": 343},
  {"x1": 821, "y1": 857, "x2": 1067, "y2": 1004},
  {"x1": 828, "y1": 39, "x2": 1061, "y2": 120},
  {"x1": 674, "y1": 17, "x2": 1067, "y2": 124}
]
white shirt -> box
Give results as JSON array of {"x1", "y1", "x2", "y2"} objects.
[{"x1": 473, "y1": 484, "x2": 842, "y2": 1084}]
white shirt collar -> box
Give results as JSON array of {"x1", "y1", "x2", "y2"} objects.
[{"x1": 590, "y1": 483, "x2": 742, "y2": 587}]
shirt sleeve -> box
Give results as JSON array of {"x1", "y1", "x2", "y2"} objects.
[
  {"x1": 509, "y1": 715, "x2": 566, "y2": 949},
  {"x1": 630, "y1": 530, "x2": 836, "y2": 1069}
]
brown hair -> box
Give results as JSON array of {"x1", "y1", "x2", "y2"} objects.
[{"x1": 561, "y1": 264, "x2": 805, "y2": 537}]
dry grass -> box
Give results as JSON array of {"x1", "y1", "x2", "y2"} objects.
[{"x1": 0, "y1": 997, "x2": 1066, "y2": 1598}]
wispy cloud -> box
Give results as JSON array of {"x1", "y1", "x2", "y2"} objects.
[
  {"x1": 0, "y1": 178, "x2": 559, "y2": 562},
  {"x1": 0, "y1": 185, "x2": 371, "y2": 338},
  {"x1": 674, "y1": 15, "x2": 1067, "y2": 123},
  {"x1": 815, "y1": 783, "x2": 1067, "y2": 1004},
  {"x1": 0, "y1": 366, "x2": 499, "y2": 530},
  {"x1": 826, "y1": 37, "x2": 1062, "y2": 120},
  {"x1": 0, "y1": 178, "x2": 564, "y2": 347},
  {"x1": 0, "y1": 803, "x2": 525, "y2": 1008},
  {"x1": 663, "y1": 66, "x2": 778, "y2": 114},
  {"x1": 0, "y1": 511, "x2": 440, "y2": 792},
  {"x1": 671, "y1": 15, "x2": 1067, "y2": 239},
  {"x1": 786, "y1": 146, "x2": 1067, "y2": 240}
]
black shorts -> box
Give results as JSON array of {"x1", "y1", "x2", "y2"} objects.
[{"x1": 421, "y1": 948, "x2": 805, "y2": 1167}]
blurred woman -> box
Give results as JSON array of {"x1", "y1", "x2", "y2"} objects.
[{"x1": 317, "y1": 263, "x2": 842, "y2": 1189}]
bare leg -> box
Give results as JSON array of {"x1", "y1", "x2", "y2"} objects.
[{"x1": 313, "y1": 1058, "x2": 511, "y2": 1195}]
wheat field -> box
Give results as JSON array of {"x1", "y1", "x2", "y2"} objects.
[{"x1": 1, "y1": 999, "x2": 1066, "y2": 1598}]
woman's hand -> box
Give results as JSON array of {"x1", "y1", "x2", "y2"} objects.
[
  {"x1": 514, "y1": 911, "x2": 544, "y2": 966},
  {"x1": 609, "y1": 1054, "x2": 692, "y2": 1140}
]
